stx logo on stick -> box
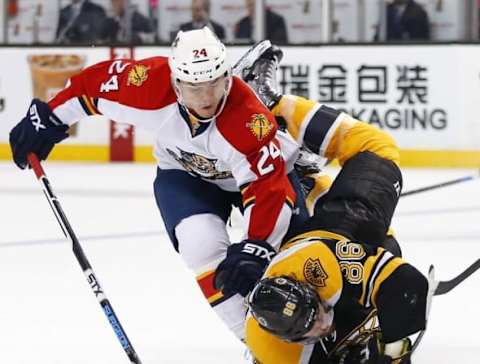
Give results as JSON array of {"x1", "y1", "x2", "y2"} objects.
[
  {"x1": 242, "y1": 243, "x2": 275, "y2": 261},
  {"x1": 85, "y1": 269, "x2": 105, "y2": 300}
]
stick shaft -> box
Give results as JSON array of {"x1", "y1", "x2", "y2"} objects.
[
  {"x1": 28, "y1": 154, "x2": 142, "y2": 364},
  {"x1": 400, "y1": 174, "x2": 476, "y2": 197},
  {"x1": 434, "y1": 259, "x2": 480, "y2": 295}
]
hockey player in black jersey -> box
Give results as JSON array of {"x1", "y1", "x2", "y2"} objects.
[
  {"x1": 229, "y1": 149, "x2": 426, "y2": 364},
  {"x1": 214, "y1": 41, "x2": 429, "y2": 363}
]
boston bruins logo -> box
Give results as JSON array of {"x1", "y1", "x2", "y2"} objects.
[
  {"x1": 127, "y1": 64, "x2": 149, "y2": 87},
  {"x1": 304, "y1": 258, "x2": 328, "y2": 287},
  {"x1": 246, "y1": 113, "x2": 273, "y2": 141}
]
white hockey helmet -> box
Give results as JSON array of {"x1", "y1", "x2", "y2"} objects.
[
  {"x1": 169, "y1": 27, "x2": 230, "y2": 84},
  {"x1": 169, "y1": 27, "x2": 232, "y2": 120}
]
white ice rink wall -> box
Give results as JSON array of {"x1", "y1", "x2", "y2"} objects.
[{"x1": 0, "y1": 44, "x2": 479, "y2": 167}]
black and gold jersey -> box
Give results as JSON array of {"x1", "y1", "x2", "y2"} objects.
[
  {"x1": 272, "y1": 95, "x2": 400, "y2": 167},
  {"x1": 244, "y1": 97, "x2": 425, "y2": 363},
  {"x1": 245, "y1": 229, "x2": 426, "y2": 364},
  {"x1": 272, "y1": 95, "x2": 401, "y2": 223}
]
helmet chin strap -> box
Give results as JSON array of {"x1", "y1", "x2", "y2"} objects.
[{"x1": 172, "y1": 72, "x2": 233, "y2": 123}]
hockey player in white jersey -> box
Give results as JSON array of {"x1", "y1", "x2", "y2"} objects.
[{"x1": 9, "y1": 27, "x2": 311, "y2": 339}]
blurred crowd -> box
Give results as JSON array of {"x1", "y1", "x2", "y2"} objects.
[{"x1": 3, "y1": 0, "x2": 480, "y2": 45}]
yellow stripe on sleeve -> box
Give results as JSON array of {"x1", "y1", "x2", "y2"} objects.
[
  {"x1": 360, "y1": 248, "x2": 386, "y2": 306},
  {"x1": 371, "y1": 257, "x2": 406, "y2": 306},
  {"x1": 82, "y1": 95, "x2": 99, "y2": 115},
  {"x1": 325, "y1": 116, "x2": 400, "y2": 167},
  {"x1": 304, "y1": 173, "x2": 332, "y2": 215}
]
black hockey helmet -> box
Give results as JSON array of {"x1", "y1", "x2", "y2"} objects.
[{"x1": 247, "y1": 276, "x2": 320, "y2": 342}]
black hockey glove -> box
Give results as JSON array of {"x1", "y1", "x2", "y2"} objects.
[
  {"x1": 9, "y1": 99, "x2": 69, "y2": 169},
  {"x1": 214, "y1": 240, "x2": 276, "y2": 297},
  {"x1": 336, "y1": 334, "x2": 411, "y2": 364},
  {"x1": 337, "y1": 344, "x2": 391, "y2": 364}
]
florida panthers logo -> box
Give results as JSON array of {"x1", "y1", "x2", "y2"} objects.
[
  {"x1": 127, "y1": 64, "x2": 149, "y2": 87},
  {"x1": 166, "y1": 148, "x2": 233, "y2": 180},
  {"x1": 246, "y1": 113, "x2": 273, "y2": 141}
]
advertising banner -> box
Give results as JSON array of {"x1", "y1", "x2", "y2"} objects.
[
  {"x1": 294, "y1": 46, "x2": 478, "y2": 151},
  {"x1": 0, "y1": 47, "x2": 110, "y2": 147},
  {"x1": 1, "y1": 45, "x2": 480, "y2": 166},
  {"x1": 139, "y1": 45, "x2": 479, "y2": 151}
]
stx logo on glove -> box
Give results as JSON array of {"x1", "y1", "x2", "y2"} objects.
[
  {"x1": 242, "y1": 243, "x2": 275, "y2": 261},
  {"x1": 29, "y1": 104, "x2": 45, "y2": 132}
]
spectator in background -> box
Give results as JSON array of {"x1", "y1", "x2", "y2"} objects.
[
  {"x1": 379, "y1": 0, "x2": 430, "y2": 41},
  {"x1": 101, "y1": 0, "x2": 154, "y2": 44},
  {"x1": 235, "y1": 0, "x2": 288, "y2": 44},
  {"x1": 179, "y1": 0, "x2": 225, "y2": 41},
  {"x1": 56, "y1": 0, "x2": 107, "y2": 44},
  {"x1": 478, "y1": 0, "x2": 480, "y2": 39}
]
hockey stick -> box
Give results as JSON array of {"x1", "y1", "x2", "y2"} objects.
[
  {"x1": 400, "y1": 171, "x2": 479, "y2": 197},
  {"x1": 411, "y1": 259, "x2": 480, "y2": 355},
  {"x1": 433, "y1": 258, "x2": 480, "y2": 296},
  {"x1": 27, "y1": 153, "x2": 142, "y2": 364}
]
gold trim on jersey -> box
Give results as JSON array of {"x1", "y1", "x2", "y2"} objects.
[
  {"x1": 207, "y1": 291, "x2": 224, "y2": 304},
  {"x1": 196, "y1": 269, "x2": 226, "y2": 307},
  {"x1": 243, "y1": 195, "x2": 255, "y2": 208},
  {"x1": 387, "y1": 227, "x2": 396, "y2": 237},
  {"x1": 360, "y1": 248, "x2": 386, "y2": 306},
  {"x1": 286, "y1": 196, "x2": 295, "y2": 209},
  {"x1": 370, "y1": 257, "x2": 405, "y2": 306},
  {"x1": 360, "y1": 249, "x2": 406, "y2": 308},
  {"x1": 283, "y1": 230, "x2": 349, "y2": 250},
  {"x1": 304, "y1": 173, "x2": 332, "y2": 216},
  {"x1": 81, "y1": 95, "x2": 99, "y2": 115},
  {"x1": 185, "y1": 113, "x2": 201, "y2": 136}
]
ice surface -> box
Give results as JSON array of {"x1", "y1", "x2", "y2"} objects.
[{"x1": 1, "y1": 162, "x2": 479, "y2": 363}]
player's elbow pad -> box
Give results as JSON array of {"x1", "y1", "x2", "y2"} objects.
[
  {"x1": 312, "y1": 151, "x2": 402, "y2": 245},
  {"x1": 376, "y1": 264, "x2": 428, "y2": 343}
]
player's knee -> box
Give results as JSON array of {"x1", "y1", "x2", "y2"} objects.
[{"x1": 175, "y1": 213, "x2": 229, "y2": 271}]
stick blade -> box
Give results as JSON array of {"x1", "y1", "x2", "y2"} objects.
[{"x1": 434, "y1": 259, "x2": 480, "y2": 296}]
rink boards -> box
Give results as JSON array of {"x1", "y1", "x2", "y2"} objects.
[{"x1": 0, "y1": 44, "x2": 479, "y2": 167}]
